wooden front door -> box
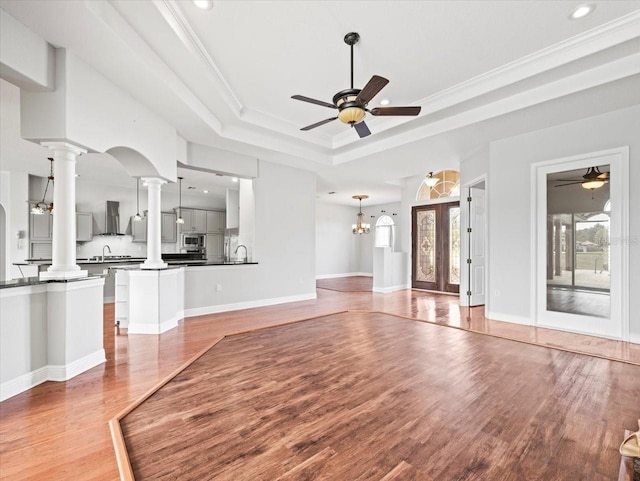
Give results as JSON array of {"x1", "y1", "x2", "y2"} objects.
[{"x1": 411, "y1": 202, "x2": 460, "y2": 293}]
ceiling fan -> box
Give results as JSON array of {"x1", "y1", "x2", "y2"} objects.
[
  {"x1": 291, "y1": 32, "x2": 421, "y2": 138},
  {"x1": 554, "y1": 166, "x2": 610, "y2": 190}
]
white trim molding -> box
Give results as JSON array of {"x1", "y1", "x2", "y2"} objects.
[
  {"x1": 0, "y1": 367, "x2": 48, "y2": 402},
  {"x1": 531, "y1": 146, "x2": 630, "y2": 340},
  {"x1": 316, "y1": 272, "x2": 373, "y2": 280},
  {"x1": 485, "y1": 311, "x2": 533, "y2": 326},
  {"x1": 372, "y1": 284, "x2": 410, "y2": 294},
  {"x1": 47, "y1": 349, "x2": 106, "y2": 382},
  {"x1": 128, "y1": 316, "x2": 180, "y2": 335},
  {"x1": 184, "y1": 292, "x2": 317, "y2": 318}
]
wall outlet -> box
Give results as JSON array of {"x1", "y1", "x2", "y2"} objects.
[
  {"x1": 216, "y1": 283, "x2": 222, "y2": 292},
  {"x1": 494, "y1": 289, "x2": 500, "y2": 297}
]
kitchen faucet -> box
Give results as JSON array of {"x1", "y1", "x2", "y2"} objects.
[
  {"x1": 234, "y1": 245, "x2": 247, "y2": 263},
  {"x1": 102, "y1": 245, "x2": 112, "y2": 262}
]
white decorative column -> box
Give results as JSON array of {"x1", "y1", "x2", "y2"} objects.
[
  {"x1": 141, "y1": 177, "x2": 167, "y2": 269},
  {"x1": 40, "y1": 142, "x2": 88, "y2": 280}
]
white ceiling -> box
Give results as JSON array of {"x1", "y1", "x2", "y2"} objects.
[{"x1": 1, "y1": 1, "x2": 639, "y2": 206}]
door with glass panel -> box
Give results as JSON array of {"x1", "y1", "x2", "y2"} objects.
[{"x1": 411, "y1": 202, "x2": 460, "y2": 293}]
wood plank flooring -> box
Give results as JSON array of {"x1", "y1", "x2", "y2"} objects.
[
  {"x1": 119, "y1": 311, "x2": 640, "y2": 480},
  {"x1": 0, "y1": 282, "x2": 638, "y2": 480},
  {"x1": 316, "y1": 275, "x2": 373, "y2": 292}
]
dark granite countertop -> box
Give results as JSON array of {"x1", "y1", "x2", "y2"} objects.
[{"x1": 0, "y1": 275, "x2": 106, "y2": 289}]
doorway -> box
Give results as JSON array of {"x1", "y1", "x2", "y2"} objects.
[
  {"x1": 411, "y1": 202, "x2": 460, "y2": 293},
  {"x1": 533, "y1": 147, "x2": 629, "y2": 340}
]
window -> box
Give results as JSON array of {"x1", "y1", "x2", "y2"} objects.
[
  {"x1": 417, "y1": 170, "x2": 460, "y2": 201},
  {"x1": 375, "y1": 215, "x2": 395, "y2": 248}
]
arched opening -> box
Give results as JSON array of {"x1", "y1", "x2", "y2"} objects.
[
  {"x1": 416, "y1": 170, "x2": 460, "y2": 201},
  {"x1": 105, "y1": 146, "x2": 163, "y2": 180},
  {"x1": 375, "y1": 215, "x2": 395, "y2": 249}
]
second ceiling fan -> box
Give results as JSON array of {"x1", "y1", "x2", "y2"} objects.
[{"x1": 292, "y1": 32, "x2": 421, "y2": 138}]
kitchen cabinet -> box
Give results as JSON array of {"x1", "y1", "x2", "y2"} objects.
[
  {"x1": 161, "y1": 212, "x2": 177, "y2": 243},
  {"x1": 131, "y1": 216, "x2": 147, "y2": 242},
  {"x1": 76, "y1": 212, "x2": 93, "y2": 241},
  {"x1": 206, "y1": 210, "x2": 225, "y2": 234},
  {"x1": 206, "y1": 233, "x2": 224, "y2": 261},
  {"x1": 30, "y1": 211, "x2": 53, "y2": 240},
  {"x1": 192, "y1": 209, "x2": 206, "y2": 233},
  {"x1": 177, "y1": 208, "x2": 206, "y2": 233}
]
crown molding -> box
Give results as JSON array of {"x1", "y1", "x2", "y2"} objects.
[
  {"x1": 156, "y1": 0, "x2": 243, "y2": 115},
  {"x1": 331, "y1": 10, "x2": 640, "y2": 149}
]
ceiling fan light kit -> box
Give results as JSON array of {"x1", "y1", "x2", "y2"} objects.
[
  {"x1": 554, "y1": 166, "x2": 609, "y2": 191},
  {"x1": 292, "y1": 32, "x2": 421, "y2": 138}
]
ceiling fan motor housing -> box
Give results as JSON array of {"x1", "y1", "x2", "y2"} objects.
[{"x1": 333, "y1": 88, "x2": 366, "y2": 124}]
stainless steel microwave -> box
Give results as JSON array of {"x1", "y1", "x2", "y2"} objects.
[{"x1": 181, "y1": 233, "x2": 206, "y2": 250}]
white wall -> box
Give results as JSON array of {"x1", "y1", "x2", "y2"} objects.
[
  {"x1": 184, "y1": 160, "x2": 316, "y2": 312},
  {"x1": 315, "y1": 202, "x2": 360, "y2": 277},
  {"x1": 488, "y1": 105, "x2": 640, "y2": 338}
]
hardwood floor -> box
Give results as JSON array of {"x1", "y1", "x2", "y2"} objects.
[
  {"x1": 316, "y1": 275, "x2": 373, "y2": 292},
  {"x1": 0, "y1": 285, "x2": 638, "y2": 480},
  {"x1": 118, "y1": 312, "x2": 640, "y2": 480}
]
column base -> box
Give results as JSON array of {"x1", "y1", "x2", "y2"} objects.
[
  {"x1": 140, "y1": 260, "x2": 168, "y2": 270},
  {"x1": 40, "y1": 269, "x2": 88, "y2": 280}
]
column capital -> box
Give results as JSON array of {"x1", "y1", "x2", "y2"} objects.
[
  {"x1": 141, "y1": 177, "x2": 168, "y2": 187},
  {"x1": 40, "y1": 141, "x2": 87, "y2": 157}
]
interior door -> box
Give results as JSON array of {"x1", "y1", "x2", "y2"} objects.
[
  {"x1": 469, "y1": 188, "x2": 486, "y2": 305},
  {"x1": 412, "y1": 202, "x2": 460, "y2": 293}
]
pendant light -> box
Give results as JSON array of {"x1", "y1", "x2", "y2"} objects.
[
  {"x1": 133, "y1": 178, "x2": 142, "y2": 221},
  {"x1": 31, "y1": 157, "x2": 54, "y2": 215},
  {"x1": 424, "y1": 171, "x2": 439, "y2": 188},
  {"x1": 581, "y1": 167, "x2": 606, "y2": 190},
  {"x1": 352, "y1": 195, "x2": 371, "y2": 234},
  {"x1": 176, "y1": 176, "x2": 185, "y2": 224}
]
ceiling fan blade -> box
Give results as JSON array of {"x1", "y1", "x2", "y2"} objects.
[
  {"x1": 370, "y1": 106, "x2": 421, "y2": 116},
  {"x1": 292, "y1": 95, "x2": 337, "y2": 109},
  {"x1": 300, "y1": 117, "x2": 338, "y2": 131},
  {"x1": 354, "y1": 121, "x2": 371, "y2": 138},
  {"x1": 554, "y1": 178, "x2": 583, "y2": 182},
  {"x1": 355, "y1": 75, "x2": 389, "y2": 104},
  {"x1": 554, "y1": 182, "x2": 583, "y2": 187}
]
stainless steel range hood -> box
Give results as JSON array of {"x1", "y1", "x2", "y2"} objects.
[{"x1": 101, "y1": 201, "x2": 124, "y2": 236}]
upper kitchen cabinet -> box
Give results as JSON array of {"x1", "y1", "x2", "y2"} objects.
[
  {"x1": 206, "y1": 211, "x2": 225, "y2": 234},
  {"x1": 131, "y1": 216, "x2": 147, "y2": 243},
  {"x1": 161, "y1": 212, "x2": 177, "y2": 243},
  {"x1": 30, "y1": 211, "x2": 53, "y2": 240},
  {"x1": 76, "y1": 212, "x2": 93, "y2": 242},
  {"x1": 192, "y1": 209, "x2": 206, "y2": 233},
  {"x1": 177, "y1": 208, "x2": 206, "y2": 233}
]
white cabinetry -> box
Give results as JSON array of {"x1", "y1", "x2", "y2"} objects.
[
  {"x1": 206, "y1": 211, "x2": 225, "y2": 234},
  {"x1": 30, "y1": 212, "x2": 52, "y2": 240},
  {"x1": 161, "y1": 212, "x2": 177, "y2": 243},
  {"x1": 206, "y1": 234, "x2": 223, "y2": 262},
  {"x1": 131, "y1": 217, "x2": 147, "y2": 243},
  {"x1": 76, "y1": 212, "x2": 93, "y2": 242}
]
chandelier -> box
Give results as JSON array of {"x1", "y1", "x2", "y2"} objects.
[
  {"x1": 352, "y1": 195, "x2": 370, "y2": 234},
  {"x1": 424, "y1": 171, "x2": 439, "y2": 187},
  {"x1": 31, "y1": 157, "x2": 54, "y2": 215}
]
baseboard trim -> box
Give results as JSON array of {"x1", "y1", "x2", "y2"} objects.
[
  {"x1": 485, "y1": 311, "x2": 532, "y2": 326},
  {"x1": 1, "y1": 350, "x2": 106, "y2": 401},
  {"x1": 128, "y1": 317, "x2": 179, "y2": 335},
  {"x1": 0, "y1": 366, "x2": 48, "y2": 402},
  {"x1": 630, "y1": 333, "x2": 640, "y2": 344},
  {"x1": 104, "y1": 296, "x2": 115, "y2": 303},
  {"x1": 184, "y1": 292, "x2": 317, "y2": 318},
  {"x1": 316, "y1": 273, "x2": 372, "y2": 280},
  {"x1": 372, "y1": 284, "x2": 410, "y2": 294},
  {"x1": 48, "y1": 349, "x2": 106, "y2": 381}
]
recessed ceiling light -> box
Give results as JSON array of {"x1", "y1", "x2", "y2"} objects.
[
  {"x1": 569, "y1": 3, "x2": 596, "y2": 20},
  {"x1": 203, "y1": 190, "x2": 209, "y2": 193},
  {"x1": 193, "y1": 0, "x2": 214, "y2": 10},
  {"x1": 380, "y1": 99, "x2": 390, "y2": 106},
  {"x1": 231, "y1": 177, "x2": 238, "y2": 182}
]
